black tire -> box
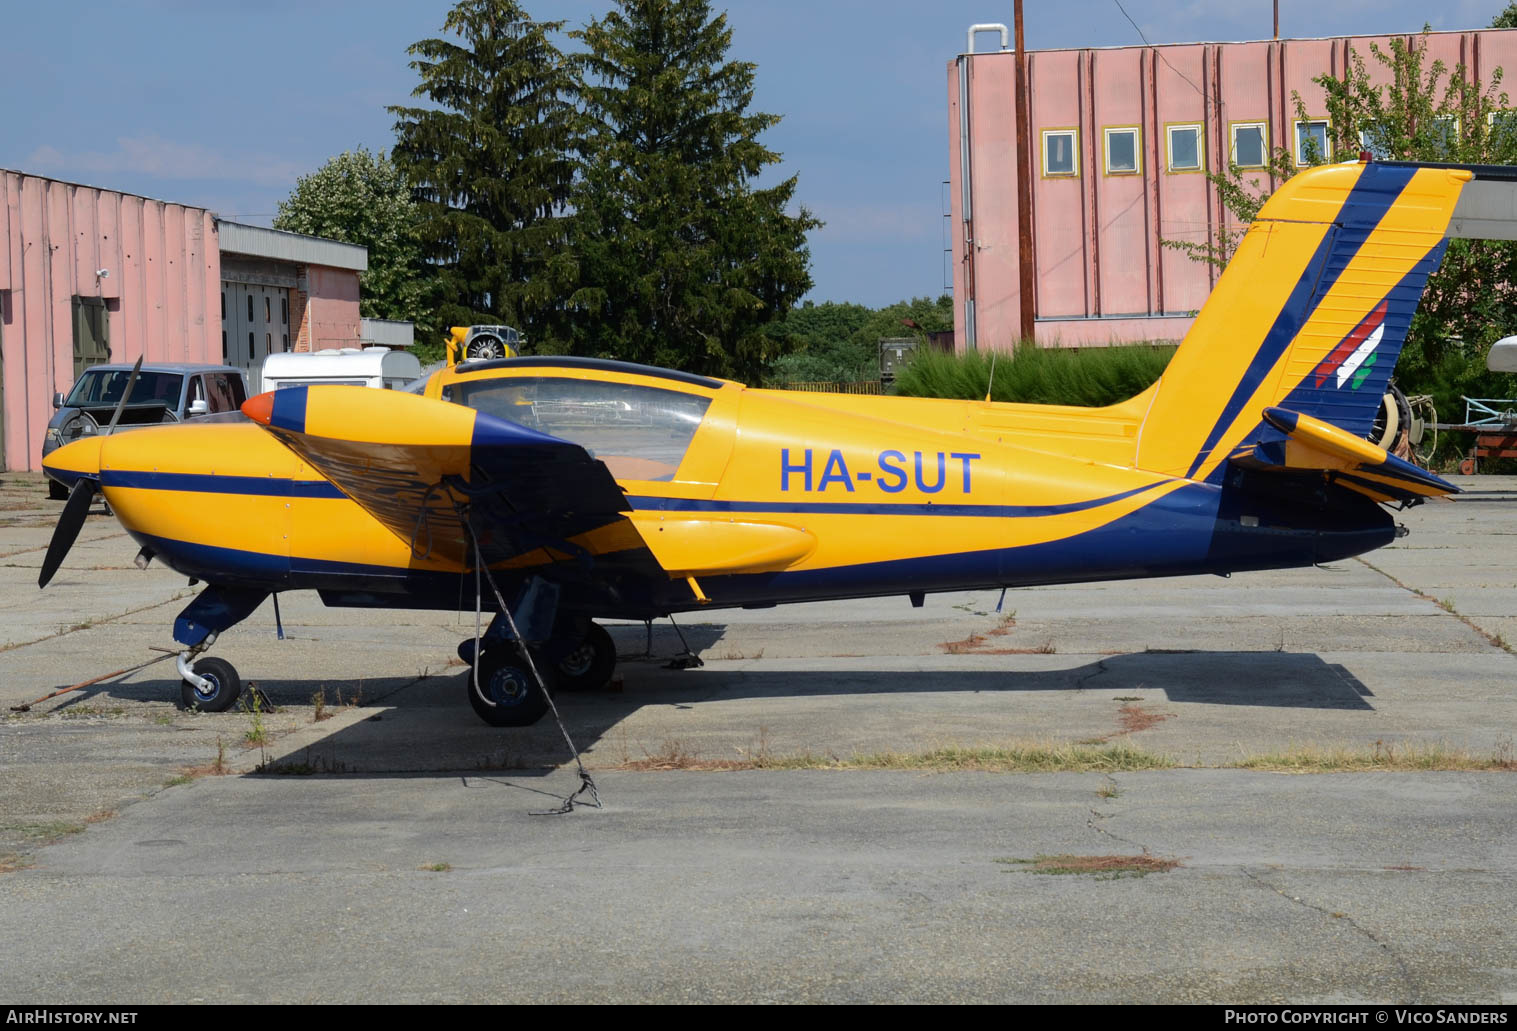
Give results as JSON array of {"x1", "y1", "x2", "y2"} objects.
[
  {"x1": 468, "y1": 649, "x2": 550, "y2": 727},
  {"x1": 181, "y1": 656, "x2": 242, "y2": 712},
  {"x1": 555, "y1": 623, "x2": 616, "y2": 692},
  {"x1": 48, "y1": 479, "x2": 68, "y2": 501}
]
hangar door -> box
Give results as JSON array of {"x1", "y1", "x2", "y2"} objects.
[{"x1": 222, "y1": 283, "x2": 291, "y2": 388}]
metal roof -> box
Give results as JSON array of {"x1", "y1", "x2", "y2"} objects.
[
  {"x1": 215, "y1": 220, "x2": 368, "y2": 272},
  {"x1": 359, "y1": 318, "x2": 415, "y2": 348}
]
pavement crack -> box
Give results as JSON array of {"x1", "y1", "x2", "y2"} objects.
[
  {"x1": 1355, "y1": 556, "x2": 1517, "y2": 658},
  {"x1": 1083, "y1": 797, "x2": 1162, "y2": 857},
  {"x1": 1240, "y1": 866, "x2": 1423, "y2": 1002},
  {"x1": 0, "y1": 589, "x2": 197, "y2": 655},
  {"x1": 0, "y1": 529, "x2": 129, "y2": 559}
]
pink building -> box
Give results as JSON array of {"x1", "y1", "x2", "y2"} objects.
[
  {"x1": 948, "y1": 27, "x2": 1517, "y2": 351},
  {"x1": 0, "y1": 170, "x2": 367, "y2": 471}
]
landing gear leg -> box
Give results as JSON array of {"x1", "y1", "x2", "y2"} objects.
[{"x1": 171, "y1": 586, "x2": 268, "y2": 711}]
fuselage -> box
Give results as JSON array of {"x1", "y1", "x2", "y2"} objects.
[{"x1": 42, "y1": 357, "x2": 1394, "y2": 621}]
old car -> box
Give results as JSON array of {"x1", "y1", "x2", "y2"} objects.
[{"x1": 43, "y1": 363, "x2": 249, "y2": 498}]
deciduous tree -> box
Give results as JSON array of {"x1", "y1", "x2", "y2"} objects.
[{"x1": 274, "y1": 148, "x2": 430, "y2": 333}]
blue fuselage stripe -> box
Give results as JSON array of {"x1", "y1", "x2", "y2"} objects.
[
  {"x1": 100, "y1": 470, "x2": 347, "y2": 498},
  {"x1": 100, "y1": 470, "x2": 1168, "y2": 517},
  {"x1": 625, "y1": 483, "x2": 1165, "y2": 519},
  {"x1": 1185, "y1": 163, "x2": 1417, "y2": 479}
]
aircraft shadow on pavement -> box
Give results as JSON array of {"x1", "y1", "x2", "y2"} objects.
[{"x1": 55, "y1": 646, "x2": 1374, "y2": 778}]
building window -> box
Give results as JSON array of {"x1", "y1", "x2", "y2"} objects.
[
  {"x1": 247, "y1": 295, "x2": 254, "y2": 322},
  {"x1": 1490, "y1": 110, "x2": 1517, "y2": 149},
  {"x1": 1359, "y1": 123, "x2": 1394, "y2": 159},
  {"x1": 281, "y1": 297, "x2": 288, "y2": 325},
  {"x1": 1294, "y1": 118, "x2": 1330, "y2": 166},
  {"x1": 1166, "y1": 123, "x2": 1203, "y2": 173},
  {"x1": 1103, "y1": 126, "x2": 1141, "y2": 175},
  {"x1": 1041, "y1": 128, "x2": 1079, "y2": 177},
  {"x1": 1231, "y1": 121, "x2": 1268, "y2": 168},
  {"x1": 1430, "y1": 114, "x2": 1460, "y2": 151}
]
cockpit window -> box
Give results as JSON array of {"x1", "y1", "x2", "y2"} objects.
[{"x1": 444, "y1": 376, "x2": 711, "y2": 482}]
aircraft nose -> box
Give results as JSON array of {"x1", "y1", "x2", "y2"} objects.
[{"x1": 41, "y1": 434, "x2": 105, "y2": 488}]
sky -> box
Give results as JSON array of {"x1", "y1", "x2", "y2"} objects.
[{"x1": 0, "y1": 0, "x2": 1507, "y2": 308}]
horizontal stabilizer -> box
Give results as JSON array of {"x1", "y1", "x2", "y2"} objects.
[{"x1": 1244, "y1": 406, "x2": 1458, "y2": 504}]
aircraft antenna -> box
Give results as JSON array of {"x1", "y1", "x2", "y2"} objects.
[{"x1": 985, "y1": 352, "x2": 998, "y2": 403}]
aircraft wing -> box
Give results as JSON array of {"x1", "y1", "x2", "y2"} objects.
[{"x1": 241, "y1": 385, "x2": 634, "y2": 569}]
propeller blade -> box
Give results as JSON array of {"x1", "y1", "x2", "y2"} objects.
[
  {"x1": 38, "y1": 479, "x2": 98, "y2": 588},
  {"x1": 104, "y1": 356, "x2": 144, "y2": 435}
]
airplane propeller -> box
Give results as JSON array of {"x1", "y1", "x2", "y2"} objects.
[
  {"x1": 38, "y1": 479, "x2": 98, "y2": 588},
  {"x1": 37, "y1": 356, "x2": 141, "y2": 589}
]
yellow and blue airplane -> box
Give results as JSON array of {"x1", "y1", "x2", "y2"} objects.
[{"x1": 38, "y1": 160, "x2": 1508, "y2": 725}]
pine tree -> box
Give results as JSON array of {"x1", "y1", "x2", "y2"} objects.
[
  {"x1": 274, "y1": 148, "x2": 430, "y2": 333},
  {"x1": 389, "y1": 0, "x2": 577, "y2": 350},
  {"x1": 568, "y1": 0, "x2": 820, "y2": 382}
]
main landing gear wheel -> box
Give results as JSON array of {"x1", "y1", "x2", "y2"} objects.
[
  {"x1": 181, "y1": 656, "x2": 242, "y2": 712},
  {"x1": 555, "y1": 623, "x2": 616, "y2": 693},
  {"x1": 468, "y1": 649, "x2": 551, "y2": 727}
]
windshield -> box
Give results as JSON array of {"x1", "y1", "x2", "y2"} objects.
[
  {"x1": 65, "y1": 369, "x2": 184, "y2": 409},
  {"x1": 444, "y1": 376, "x2": 711, "y2": 482}
]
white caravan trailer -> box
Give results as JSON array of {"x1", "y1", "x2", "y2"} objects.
[{"x1": 259, "y1": 347, "x2": 422, "y2": 392}]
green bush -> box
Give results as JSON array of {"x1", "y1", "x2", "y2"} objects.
[
  {"x1": 892, "y1": 343, "x2": 1176, "y2": 407},
  {"x1": 764, "y1": 296, "x2": 953, "y2": 386}
]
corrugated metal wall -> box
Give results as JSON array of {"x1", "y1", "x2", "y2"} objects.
[{"x1": 0, "y1": 170, "x2": 220, "y2": 471}]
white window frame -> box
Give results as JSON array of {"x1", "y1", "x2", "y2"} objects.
[
  {"x1": 1358, "y1": 125, "x2": 1391, "y2": 160},
  {"x1": 1103, "y1": 126, "x2": 1141, "y2": 176},
  {"x1": 1489, "y1": 110, "x2": 1517, "y2": 145},
  {"x1": 1431, "y1": 114, "x2": 1461, "y2": 149},
  {"x1": 1165, "y1": 122, "x2": 1204, "y2": 173},
  {"x1": 1041, "y1": 128, "x2": 1080, "y2": 178},
  {"x1": 1293, "y1": 118, "x2": 1330, "y2": 166},
  {"x1": 1230, "y1": 121, "x2": 1268, "y2": 169}
]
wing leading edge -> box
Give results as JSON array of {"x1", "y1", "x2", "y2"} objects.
[{"x1": 242, "y1": 385, "x2": 632, "y2": 569}]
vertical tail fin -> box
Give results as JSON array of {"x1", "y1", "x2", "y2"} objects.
[{"x1": 1135, "y1": 162, "x2": 1469, "y2": 483}]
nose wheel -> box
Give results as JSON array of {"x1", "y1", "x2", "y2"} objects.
[{"x1": 179, "y1": 653, "x2": 243, "y2": 712}]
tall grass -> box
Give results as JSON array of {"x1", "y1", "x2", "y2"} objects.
[{"x1": 893, "y1": 342, "x2": 1176, "y2": 406}]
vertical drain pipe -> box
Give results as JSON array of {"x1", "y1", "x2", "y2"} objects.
[{"x1": 959, "y1": 25, "x2": 1009, "y2": 353}]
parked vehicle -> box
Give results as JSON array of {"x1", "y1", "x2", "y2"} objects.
[
  {"x1": 43, "y1": 363, "x2": 249, "y2": 498},
  {"x1": 260, "y1": 347, "x2": 422, "y2": 391},
  {"x1": 444, "y1": 325, "x2": 521, "y2": 365}
]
